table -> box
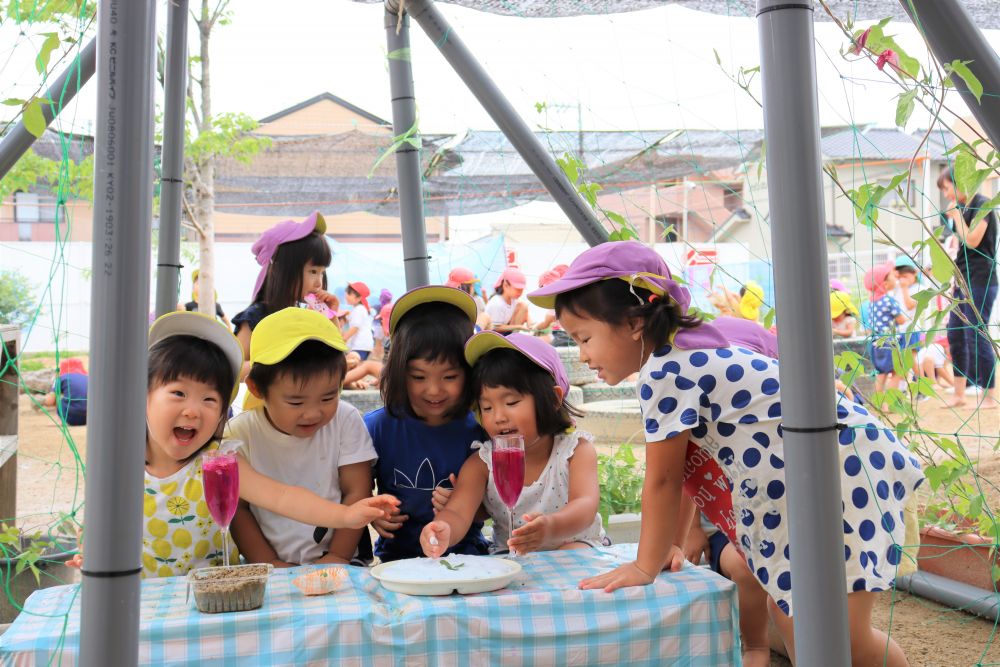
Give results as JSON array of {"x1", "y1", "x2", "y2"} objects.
[{"x1": 0, "y1": 546, "x2": 739, "y2": 666}]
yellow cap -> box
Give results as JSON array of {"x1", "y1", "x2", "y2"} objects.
[
  {"x1": 389, "y1": 285, "x2": 478, "y2": 335},
  {"x1": 250, "y1": 307, "x2": 347, "y2": 365},
  {"x1": 830, "y1": 291, "x2": 859, "y2": 319},
  {"x1": 738, "y1": 281, "x2": 764, "y2": 321}
]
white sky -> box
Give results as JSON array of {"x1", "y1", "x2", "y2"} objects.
[{"x1": 3, "y1": 1, "x2": 998, "y2": 139}]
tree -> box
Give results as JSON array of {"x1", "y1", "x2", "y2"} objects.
[
  {"x1": 176, "y1": 1, "x2": 270, "y2": 317},
  {"x1": 0, "y1": 269, "x2": 37, "y2": 326}
]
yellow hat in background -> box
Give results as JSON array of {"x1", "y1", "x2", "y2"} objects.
[
  {"x1": 830, "y1": 291, "x2": 859, "y2": 319},
  {"x1": 738, "y1": 281, "x2": 764, "y2": 321}
]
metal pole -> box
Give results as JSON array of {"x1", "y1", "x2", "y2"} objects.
[
  {"x1": 385, "y1": 5, "x2": 431, "y2": 289},
  {"x1": 155, "y1": 0, "x2": 190, "y2": 317},
  {"x1": 80, "y1": 0, "x2": 156, "y2": 664},
  {"x1": 901, "y1": 0, "x2": 1000, "y2": 151},
  {"x1": 757, "y1": 2, "x2": 851, "y2": 665},
  {"x1": 0, "y1": 38, "x2": 96, "y2": 179},
  {"x1": 398, "y1": 0, "x2": 609, "y2": 247}
]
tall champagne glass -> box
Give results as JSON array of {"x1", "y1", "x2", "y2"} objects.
[
  {"x1": 202, "y1": 450, "x2": 240, "y2": 566},
  {"x1": 491, "y1": 434, "x2": 525, "y2": 556}
]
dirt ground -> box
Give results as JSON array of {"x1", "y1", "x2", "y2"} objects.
[{"x1": 10, "y1": 391, "x2": 1000, "y2": 665}]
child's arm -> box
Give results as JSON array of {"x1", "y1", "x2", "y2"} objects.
[
  {"x1": 420, "y1": 454, "x2": 490, "y2": 558},
  {"x1": 322, "y1": 461, "x2": 375, "y2": 564},
  {"x1": 342, "y1": 325, "x2": 359, "y2": 343},
  {"x1": 236, "y1": 453, "x2": 399, "y2": 529},
  {"x1": 898, "y1": 283, "x2": 917, "y2": 312},
  {"x1": 679, "y1": 495, "x2": 709, "y2": 565},
  {"x1": 579, "y1": 430, "x2": 689, "y2": 591},
  {"x1": 229, "y1": 500, "x2": 295, "y2": 568},
  {"x1": 534, "y1": 311, "x2": 557, "y2": 331},
  {"x1": 508, "y1": 437, "x2": 600, "y2": 554},
  {"x1": 235, "y1": 323, "x2": 253, "y2": 381}
]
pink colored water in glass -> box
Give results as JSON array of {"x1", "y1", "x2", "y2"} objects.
[
  {"x1": 491, "y1": 434, "x2": 525, "y2": 556},
  {"x1": 202, "y1": 450, "x2": 240, "y2": 566}
]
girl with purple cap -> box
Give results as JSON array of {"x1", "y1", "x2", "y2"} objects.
[
  {"x1": 232, "y1": 212, "x2": 335, "y2": 377},
  {"x1": 420, "y1": 332, "x2": 604, "y2": 557},
  {"x1": 528, "y1": 241, "x2": 923, "y2": 667}
]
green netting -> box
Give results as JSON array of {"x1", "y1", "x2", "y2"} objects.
[{"x1": 1, "y1": 1, "x2": 1000, "y2": 665}]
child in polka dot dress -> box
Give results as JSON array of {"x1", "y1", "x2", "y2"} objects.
[
  {"x1": 529, "y1": 241, "x2": 924, "y2": 666},
  {"x1": 421, "y1": 332, "x2": 604, "y2": 557},
  {"x1": 864, "y1": 262, "x2": 908, "y2": 394}
]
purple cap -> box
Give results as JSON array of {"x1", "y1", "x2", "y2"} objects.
[
  {"x1": 711, "y1": 316, "x2": 779, "y2": 359},
  {"x1": 829, "y1": 279, "x2": 847, "y2": 292},
  {"x1": 378, "y1": 288, "x2": 393, "y2": 308},
  {"x1": 251, "y1": 211, "x2": 328, "y2": 300},
  {"x1": 527, "y1": 241, "x2": 728, "y2": 350},
  {"x1": 465, "y1": 331, "x2": 570, "y2": 398}
]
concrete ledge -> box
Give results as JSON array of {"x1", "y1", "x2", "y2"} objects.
[
  {"x1": 557, "y1": 347, "x2": 598, "y2": 386},
  {"x1": 577, "y1": 399, "x2": 643, "y2": 445},
  {"x1": 582, "y1": 381, "x2": 636, "y2": 403},
  {"x1": 339, "y1": 389, "x2": 383, "y2": 415}
]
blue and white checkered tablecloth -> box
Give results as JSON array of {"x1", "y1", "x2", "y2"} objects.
[{"x1": 0, "y1": 546, "x2": 738, "y2": 666}]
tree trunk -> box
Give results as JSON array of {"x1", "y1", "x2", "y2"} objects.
[{"x1": 195, "y1": 1, "x2": 216, "y2": 319}]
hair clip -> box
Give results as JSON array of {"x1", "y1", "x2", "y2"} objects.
[{"x1": 647, "y1": 294, "x2": 660, "y2": 303}]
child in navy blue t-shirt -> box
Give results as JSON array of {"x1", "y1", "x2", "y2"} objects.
[{"x1": 364, "y1": 286, "x2": 489, "y2": 562}]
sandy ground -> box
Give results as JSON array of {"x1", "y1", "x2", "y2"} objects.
[{"x1": 10, "y1": 391, "x2": 1000, "y2": 665}]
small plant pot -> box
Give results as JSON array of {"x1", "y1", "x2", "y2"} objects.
[
  {"x1": 0, "y1": 537, "x2": 79, "y2": 624},
  {"x1": 917, "y1": 526, "x2": 999, "y2": 591}
]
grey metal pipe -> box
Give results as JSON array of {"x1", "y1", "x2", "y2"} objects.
[
  {"x1": 0, "y1": 38, "x2": 96, "y2": 179},
  {"x1": 154, "y1": 0, "x2": 190, "y2": 317},
  {"x1": 385, "y1": 6, "x2": 431, "y2": 289},
  {"x1": 757, "y1": 1, "x2": 851, "y2": 665},
  {"x1": 80, "y1": 1, "x2": 156, "y2": 665},
  {"x1": 896, "y1": 571, "x2": 1000, "y2": 623},
  {"x1": 900, "y1": 0, "x2": 1000, "y2": 151},
  {"x1": 397, "y1": 0, "x2": 609, "y2": 247}
]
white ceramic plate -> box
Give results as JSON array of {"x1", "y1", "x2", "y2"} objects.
[{"x1": 370, "y1": 555, "x2": 522, "y2": 596}]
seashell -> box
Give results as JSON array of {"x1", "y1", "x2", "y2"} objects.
[{"x1": 292, "y1": 566, "x2": 349, "y2": 596}]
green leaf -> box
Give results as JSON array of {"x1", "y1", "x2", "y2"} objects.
[
  {"x1": 763, "y1": 307, "x2": 776, "y2": 330},
  {"x1": 947, "y1": 60, "x2": 983, "y2": 103},
  {"x1": 2, "y1": 98, "x2": 26, "y2": 106},
  {"x1": 35, "y1": 32, "x2": 60, "y2": 75},
  {"x1": 928, "y1": 239, "x2": 954, "y2": 284},
  {"x1": 145, "y1": 488, "x2": 157, "y2": 495},
  {"x1": 953, "y1": 149, "x2": 990, "y2": 197},
  {"x1": 387, "y1": 47, "x2": 411, "y2": 61},
  {"x1": 22, "y1": 98, "x2": 48, "y2": 138},
  {"x1": 971, "y1": 192, "x2": 1000, "y2": 226},
  {"x1": 713, "y1": 48, "x2": 721, "y2": 66},
  {"x1": 968, "y1": 494, "x2": 984, "y2": 519},
  {"x1": 895, "y1": 90, "x2": 917, "y2": 128}
]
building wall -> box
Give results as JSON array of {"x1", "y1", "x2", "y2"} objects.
[{"x1": 729, "y1": 159, "x2": 948, "y2": 265}]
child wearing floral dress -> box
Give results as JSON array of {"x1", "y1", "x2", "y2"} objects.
[{"x1": 64, "y1": 312, "x2": 398, "y2": 578}]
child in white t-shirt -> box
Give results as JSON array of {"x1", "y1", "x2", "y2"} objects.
[
  {"x1": 229, "y1": 307, "x2": 378, "y2": 566},
  {"x1": 343, "y1": 281, "x2": 375, "y2": 359}
]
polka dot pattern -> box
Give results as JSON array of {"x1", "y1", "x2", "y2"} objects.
[{"x1": 636, "y1": 342, "x2": 926, "y2": 615}]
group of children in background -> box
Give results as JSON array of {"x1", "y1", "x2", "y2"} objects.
[{"x1": 74, "y1": 210, "x2": 926, "y2": 666}]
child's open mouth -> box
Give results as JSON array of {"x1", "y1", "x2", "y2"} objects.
[{"x1": 173, "y1": 426, "x2": 196, "y2": 444}]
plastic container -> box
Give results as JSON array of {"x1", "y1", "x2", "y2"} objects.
[{"x1": 187, "y1": 563, "x2": 273, "y2": 613}]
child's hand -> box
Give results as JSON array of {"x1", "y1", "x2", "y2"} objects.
[
  {"x1": 508, "y1": 512, "x2": 550, "y2": 555},
  {"x1": 314, "y1": 289, "x2": 340, "y2": 310},
  {"x1": 373, "y1": 505, "x2": 409, "y2": 539},
  {"x1": 681, "y1": 525, "x2": 709, "y2": 565},
  {"x1": 420, "y1": 520, "x2": 451, "y2": 559},
  {"x1": 343, "y1": 494, "x2": 400, "y2": 529},
  {"x1": 65, "y1": 553, "x2": 83, "y2": 569},
  {"x1": 579, "y1": 547, "x2": 684, "y2": 592},
  {"x1": 431, "y1": 474, "x2": 457, "y2": 513}
]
